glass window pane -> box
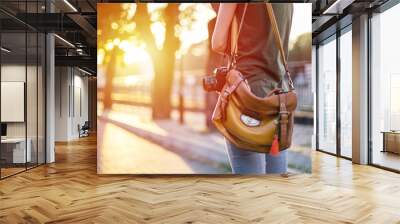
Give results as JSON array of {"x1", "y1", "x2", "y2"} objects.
[
  {"x1": 371, "y1": 3, "x2": 400, "y2": 171},
  {"x1": 318, "y1": 37, "x2": 337, "y2": 154},
  {"x1": 0, "y1": 0, "x2": 46, "y2": 179},
  {"x1": 340, "y1": 29, "x2": 352, "y2": 158},
  {"x1": 1, "y1": 31, "x2": 27, "y2": 177}
]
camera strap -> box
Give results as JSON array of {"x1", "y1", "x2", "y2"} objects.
[{"x1": 230, "y1": 3, "x2": 248, "y2": 69}]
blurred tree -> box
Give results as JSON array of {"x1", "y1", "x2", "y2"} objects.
[
  {"x1": 98, "y1": 4, "x2": 126, "y2": 111},
  {"x1": 134, "y1": 3, "x2": 180, "y2": 120},
  {"x1": 289, "y1": 33, "x2": 312, "y2": 63},
  {"x1": 98, "y1": 3, "x2": 202, "y2": 119}
]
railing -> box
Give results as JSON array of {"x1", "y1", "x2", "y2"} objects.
[{"x1": 98, "y1": 67, "x2": 314, "y2": 116}]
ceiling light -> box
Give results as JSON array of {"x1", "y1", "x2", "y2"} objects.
[
  {"x1": 76, "y1": 48, "x2": 84, "y2": 55},
  {"x1": 1, "y1": 47, "x2": 11, "y2": 53},
  {"x1": 323, "y1": 0, "x2": 355, "y2": 15},
  {"x1": 78, "y1": 67, "x2": 93, "y2": 76},
  {"x1": 63, "y1": 0, "x2": 78, "y2": 12},
  {"x1": 54, "y1": 34, "x2": 75, "y2": 48}
]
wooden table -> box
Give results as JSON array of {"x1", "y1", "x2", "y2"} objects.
[
  {"x1": 1, "y1": 138, "x2": 31, "y2": 165},
  {"x1": 381, "y1": 131, "x2": 400, "y2": 154}
]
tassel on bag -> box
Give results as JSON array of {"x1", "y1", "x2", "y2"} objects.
[{"x1": 270, "y1": 134, "x2": 280, "y2": 156}]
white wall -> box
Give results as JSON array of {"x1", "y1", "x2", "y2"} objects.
[
  {"x1": 1, "y1": 65, "x2": 36, "y2": 138},
  {"x1": 55, "y1": 66, "x2": 70, "y2": 141},
  {"x1": 54, "y1": 67, "x2": 89, "y2": 141},
  {"x1": 1, "y1": 82, "x2": 25, "y2": 122},
  {"x1": 70, "y1": 73, "x2": 89, "y2": 138},
  {"x1": 1, "y1": 65, "x2": 26, "y2": 140}
]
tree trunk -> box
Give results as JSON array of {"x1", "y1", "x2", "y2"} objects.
[
  {"x1": 103, "y1": 49, "x2": 117, "y2": 111},
  {"x1": 150, "y1": 4, "x2": 180, "y2": 120},
  {"x1": 151, "y1": 52, "x2": 175, "y2": 119},
  {"x1": 133, "y1": 3, "x2": 180, "y2": 120}
]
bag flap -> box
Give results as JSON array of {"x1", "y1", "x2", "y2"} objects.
[{"x1": 226, "y1": 69, "x2": 297, "y2": 115}]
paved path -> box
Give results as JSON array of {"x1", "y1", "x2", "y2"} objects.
[
  {"x1": 98, "y1": 104, "x2": 312, "y2": 174},
  {"x1": 98, "y1": 120, "x2": 226, "y2": 174}
]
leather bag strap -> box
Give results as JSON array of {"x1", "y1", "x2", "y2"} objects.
[
  {"x1": 265, "y1": 4, "x2": 288, "y2": 73},
  {"x1": 279, "y1": 93, "x2": 289, "y2": 148},
  {"x1": 219, "y1": 74, "x2": 245, "y2": 121},
  {"x1": 230, "y1": 4, "x2": 294, "y2": 90},
  {"x1": 265, "y1": 3, "x2": 294, "y2": 90}
]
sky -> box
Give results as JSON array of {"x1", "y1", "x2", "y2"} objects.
[
  {"x1": 291, "y1": 3, "x2": 312, "y2": 42},
  {"x1": 147, "y1": 3, "x2": 311, "y2": 54},
  {"x1": 98, "y1": 3, "x2": 312, "y2": 67}
]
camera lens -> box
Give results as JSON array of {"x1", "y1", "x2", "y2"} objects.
[{"x1": 202, "y1": 76, "x2": 217, "y2": 92}]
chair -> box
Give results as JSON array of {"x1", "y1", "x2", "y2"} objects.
[{"x1": 79, "y1": 121, "x2": 90, "y2": 138}]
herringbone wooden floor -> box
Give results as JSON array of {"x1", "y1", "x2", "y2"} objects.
[{"x1": 1, "y1": 135, "x2": 400, "y2": 223}]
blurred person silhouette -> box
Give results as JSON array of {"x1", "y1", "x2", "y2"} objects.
[{"x1": 212, "y1": 3, "x2": 293, "y2": 174}]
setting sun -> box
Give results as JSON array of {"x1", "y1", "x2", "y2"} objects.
[
  {"x1": 123, "y1": 45, "x2": 151, "y2": 65},
  {"x1": 98, "y1": 3, "x2": 215, "y2": 66}
]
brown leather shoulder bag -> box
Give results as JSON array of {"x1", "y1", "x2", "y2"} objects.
[{"x1": 212, "y1": 3, "x2": 297, "y2": 155}]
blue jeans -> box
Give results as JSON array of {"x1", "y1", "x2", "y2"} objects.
[
  {"x1": 226, "y1": 140, "x2": 288, "y2": 174},
  {"x1": 225, "y1": 75, "x2": 287, "y2": 174}
]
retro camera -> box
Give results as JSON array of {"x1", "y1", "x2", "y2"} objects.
[{"x1": 202, "y1": 67, "x2": 229, "y2": 92}]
